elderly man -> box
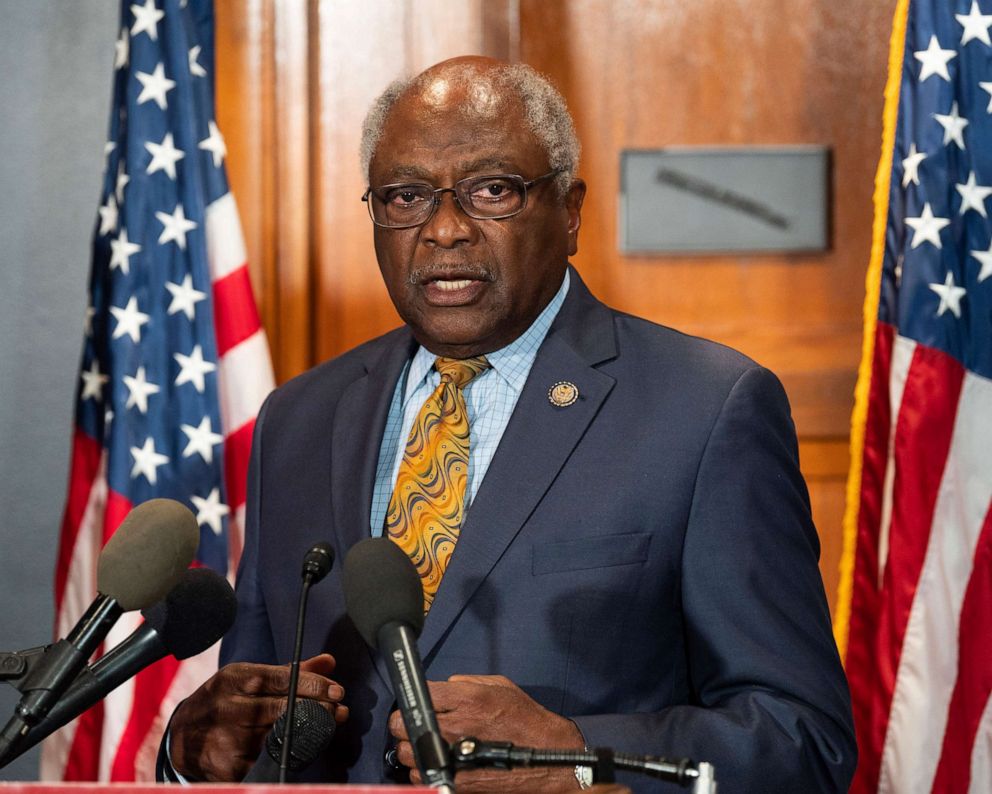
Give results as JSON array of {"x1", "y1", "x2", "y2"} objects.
[{"x1": 165, "y1": 56, "x2": 856, "y2": 792}]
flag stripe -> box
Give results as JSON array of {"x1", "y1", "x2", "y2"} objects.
[
  {"x1": 205, "y1": 192, "x2": 248, "y2": 281},
  {"x1": 212, "y1": 266, "x2": 262, "y2": 357},
  {"x1": 96, "y1": 610, "x2": 140, "y2": 782},
  {"x1": 223, "y1": 420, "x2": 254, "y2": 515},
  {"x1": 845, "y1": 323, "x2": 894, "y2": 794},
  {"x1": 876, "y1": 334, "x2": 917, "y2": 583},
  {"x1": 218, "y1": 329, "x2": 275, "y2": 431},
  {"x1": 970, "y1": 696, "x2": 992, "y2": 794},
  {"x1": 54, "y1": 431, "x2": 103, "y2": 612},
  {"x1": 62, "y1": 701, "x2": 102, "y2": 781},
  {"x1": 109, "y1": 656, "x2": 180, "y2": 781},
  {"x1": 932, "y1": 499, "x2": 992, "y2": 794}
]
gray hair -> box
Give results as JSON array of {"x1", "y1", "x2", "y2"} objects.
[{"x1": 360, "y1": 62, "x2": 580, "y2": 197}]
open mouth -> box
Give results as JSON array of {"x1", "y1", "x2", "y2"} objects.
[{"x1": 420, "y1": 275, "x2": 488, "y2": 306}]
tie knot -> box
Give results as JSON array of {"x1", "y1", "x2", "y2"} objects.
[{"x1": 435, "y1": 355, "x2": 490, "y2": 388}]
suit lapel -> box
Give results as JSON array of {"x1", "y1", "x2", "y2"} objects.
[
  {"x1": 419, "y1": 271, "x2": 618, "y2": 660},
  {"x1": 327, "y1": 331, "x2": 416, "y2": 692},
  {"x1": 329, "y1": 331, "x2": 416, "y2": 553}
]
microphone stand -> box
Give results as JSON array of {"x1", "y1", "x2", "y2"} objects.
[
  {"x1": 279, "y1": 543, "x2": 334, "y2": 784},
  {"x1": 451, "y1": 737, "x2": 717, "y2": 793}
]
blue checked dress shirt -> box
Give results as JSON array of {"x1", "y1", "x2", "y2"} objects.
[{"x1": 369, "y1": 270, "x2": 570, "y2": 536}]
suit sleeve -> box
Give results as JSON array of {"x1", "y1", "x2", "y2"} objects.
[
  {"x1": 571, "y1": 366, "x2": 856, "y2": 793},
  {"x1": 218, "y1": 394, "x2": 279, "y2": 667}
]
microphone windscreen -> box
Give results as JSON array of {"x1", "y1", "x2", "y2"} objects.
[
  {"x1": 343, "y1": 538, "x2": 424, "y2": 649},
  {"x1": 265, "y1": 698, "x2": 335, "y2": 770},
  {"x1": 303, "y1": 541, "x2": 334, "y2": 582},
  {"x1": 141, "y1": 568, "x2": 237, "y2": 659},
  {"x1": 97, "y1": 499, "x2": 200, "y2": 610}
]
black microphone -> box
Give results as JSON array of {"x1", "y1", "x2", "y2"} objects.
[
  {"x1": 242, "y1": 698, "x2": 335, "y2": 783},
  {"x1": 0, "y1": 499, "x2": 199, "y2": 764},
  {"x1": 343, "y1": 538, "x2": 454, "y2": 792},
  {"x1": 1, "y1": 567, "x2": 236, "y2": 764},
  {"x1": 279, "y1": 541, "x2": 334, "y2": 783}
]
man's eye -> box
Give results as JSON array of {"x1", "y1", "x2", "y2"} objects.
[
  {"x1": 384, "y1": 187, "x2": 429, "y2": 206},
  {"x1": 471, "y1": 180, "x2": 516, "y2": 201}
]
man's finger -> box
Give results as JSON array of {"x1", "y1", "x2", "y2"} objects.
[
  {"x1": 388, "y1": 709, "x2": 408, "y2": 739},
  {"x1": 295, "y1": 671, "x2": 344, "y2": 703},
  {"x1": 395, "y1": 739, "x2": 415, "y2": 769},
  {"x1": 299, "y1": 652, "x2": 337, "y2": 676}
]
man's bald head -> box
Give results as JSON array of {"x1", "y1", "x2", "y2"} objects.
[{"x1": 360, "y1": 57, "x2": 580, "y2": 196}]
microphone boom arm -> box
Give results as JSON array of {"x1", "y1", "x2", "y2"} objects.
[{"x1": 451, "y1": 737, "x2": 717, "y2": 793}]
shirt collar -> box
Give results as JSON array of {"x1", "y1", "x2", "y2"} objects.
[{"x1": 403, "y1": 269, "x2": 571, "y2": 402}]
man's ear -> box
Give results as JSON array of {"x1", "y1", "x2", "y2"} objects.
[{"x1": 565, "y1": 178, "x2": 586, "y2": 257}]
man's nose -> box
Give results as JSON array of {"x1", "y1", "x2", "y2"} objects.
[{"x1": 420, "y1": 191, "x2": 477, "y2": 248}]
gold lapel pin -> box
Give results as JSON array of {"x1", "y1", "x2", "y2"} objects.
[{"x1": 548, "y1": 381, "x2": 579, "y2": 407}]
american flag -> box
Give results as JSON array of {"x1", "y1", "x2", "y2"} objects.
[
  {"x1": 44, "y1": 0, "x2": 273, "y2": 781},
  {"x1": 835, "y1": 0, "x2": 992, "y2": 792}
]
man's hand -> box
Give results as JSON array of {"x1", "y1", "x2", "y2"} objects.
[
  {"x1": 168, "y1": 653, "x2": 348, "y2": 782},
  {"x1": 389, "y1": 674, "x2": 585, "y2": 792}
]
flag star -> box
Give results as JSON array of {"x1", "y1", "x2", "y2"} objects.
[
  {"x1": 115, "y1": 161, "x2": 130, "y2": 203},
  {"x1": 191, "y1": 488, "x2": 230, "y2": 535},
  {"x1": 956, "y1": 1, "x2": 992, "y2": 46},
  {"x1": 130, "y1": 0, "x2": 165, "y2": 41},
  {"x1": 129, "y1": 437, "x2": 170, "y2": 485},
  {"x1": 189, "y1": 45, "x2": 207, "y2": 78},
  {"x1": 104, "y1": 141, "x2": 116, "y2": 157},
  {"x1": 109, "y1": 227, "x2": 141, "y2": 274},
  {"x1": 901, "y1": 143, "x2": 927, "y2": 188},
  {"x1": 123, "y1": 365, "x2": 160, "y2": 414},
  {"x1": 956, "y1": 171, "x2": 992, "y2": 216},
  {"x1": 136, "y1": 63, "x2": 176, "y2": 111},
  {"x1": 970, "y1": 242, "x2": 992, "y2": 282},
  {"x1": 982, "y1": 82, "x2": 992, "y2": 112},
  {"x1": 114, "y1": 27, "x2": 129, "y2": 69},
  {"x1": 110, "y1": 296, "x2": 150, "y2": 343},
  {"x1": 928, "y1": 272, "x2": 967, "y2": 318},
  {"x1": 174, "y1": 344, "x2": 216, "y2": 392},
  {"x1": 84, "y1": 305, "x2": 95, "y2": 336},
  {"x1": 145, "y1": 132, "x2": 185, "y2": 180},
  {"x1": 165, "y1": 274, "x2": 207, "y2": 320},
  {"x1": 98, "y1": 194, "x2": 119, "y2": 236},
  {"x1": 905, "y1": 202, "x2": 950, "y2": 249},
  {"x1": 935, "y1": 102, "x2": 969, "y2": 149},
  {"x1": 181, "y1": 416, "x2": 224, "y2": 463},
  {"x1": 156, "y1": 204, "x2": 198, "y2": 249},
  {"x1": 80, "y1": 360, "x2": 109, "y2": 401},
  {"x1": 914, "y1": 35, "x2": 957, "y2": 82},
  {"x1": 198, "y1": 120, "x2": 226, "y2": 168}
]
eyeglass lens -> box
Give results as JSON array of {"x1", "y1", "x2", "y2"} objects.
[{"x1": 370, "y1": 175, "x2": 527, "y2": 227}]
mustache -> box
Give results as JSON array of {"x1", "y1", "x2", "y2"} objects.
[{"x1": 408, "y1": 262, "x2": 495, "y2": 285}]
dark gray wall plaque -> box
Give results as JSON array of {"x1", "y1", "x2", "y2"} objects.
[{"x1": 619, "y1": 147, "x2": 829, "y2": 254}]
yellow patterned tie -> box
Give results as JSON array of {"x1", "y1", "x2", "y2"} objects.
[{"x1": 386, "y1": 356, "x2": 490, "y2": 612}]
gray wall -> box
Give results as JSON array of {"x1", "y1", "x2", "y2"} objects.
[{"x1": 0, "y1": 0, "x2": 118, "y2": 780}]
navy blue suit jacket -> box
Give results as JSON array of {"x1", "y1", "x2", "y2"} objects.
[{"x1": 219, "y1": 269, "x2": 856, "y2": 792}]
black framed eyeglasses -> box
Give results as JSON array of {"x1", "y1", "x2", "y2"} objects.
[{"x1": 361, "y1": 170, "x2": 560, "y2": 229}]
